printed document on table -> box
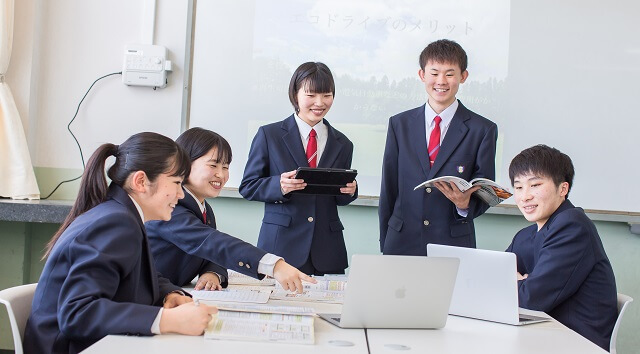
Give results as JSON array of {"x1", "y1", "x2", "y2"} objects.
[
  {"x1": 314, "y1": 274, "x2": 348, "y2": 282},
  {"x1": 215, "y1": 304, "x2": 316, "y2": 316},
  {"x1": 205, "y1": 309, "x2": 315, "y2": 344},
  {"x1": 227, "y1": 269, "x2": 276, "y2": 286},
  {"x1": 270, "y1": 289, "x2": 344, "y2": 303},
  {"x1": 275, "y1": 279, "x2": 347, "y2": 292},
  {"x1": 191, "y1": 288, "x2": 271, "y2": 303}
]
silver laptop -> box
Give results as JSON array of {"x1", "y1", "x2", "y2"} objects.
[
  {"x1": 319, "y1": 254, "x2": 459, "y2": 329},
  {"x1": 426, "y1": 244, "x2": 551, "y2": 325}
]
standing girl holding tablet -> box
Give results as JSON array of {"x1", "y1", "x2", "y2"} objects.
[
  {"x1": 23, "y1": 132, "x2": 217, "y2": 354},
  {"x1": 239, "y1": 62, "x2": 357, "y2": 275},
  {"x1": 146, "y1": 127, "x2": 314, "y2": 293}
]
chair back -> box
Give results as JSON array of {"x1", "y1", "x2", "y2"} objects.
[
  {"x1": 0, "y1": 283, "x2": 37, "y2": 354},
  {"x1": 610, "y1": 292, "x2": 633, "y2": 354}
]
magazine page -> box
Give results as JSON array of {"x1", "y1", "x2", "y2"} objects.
[
  {"x1": 469, "y1": 178, "x2": 513, "y2": 207},
  {"x1": 227, "y1": 270, "x2": 276, "y2": 286},
  {"x1": 205, "y1": 310, "x2": 315, "y2": 344},
  {"x1": 414, "y1": 176, "x2": 471, "y2": 191}
]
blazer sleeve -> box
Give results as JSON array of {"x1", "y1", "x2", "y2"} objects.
[
  {"x1": 162, "y1": 209, "x2": 268, "y2": 279},
  {"x1": 379, "y1": 119, "x2": 399, "y2": 252},
  {"x1": 157, "y1": 274, "x2": 185, "y2": 299},
  {"x1": 516, "y1": 216, "x2": 595, "y2": 312},
  {"x1": 239, "y1": 127, "x2": 288, "y2": 203},
  {"x1": 57, "y1": 215, "x2": 161, "y2": 339},
  {"x1": 466, "y1": 122, "x2": 498, "y2": 219}
]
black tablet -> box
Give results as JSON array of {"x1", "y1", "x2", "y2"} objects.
[{"x1": 292, "y1": 167, "x2": 358, "y2": 196}]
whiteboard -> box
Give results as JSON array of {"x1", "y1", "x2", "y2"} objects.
[{"x1": 190, "y1": 0, "x2": 640, "y2": 214}]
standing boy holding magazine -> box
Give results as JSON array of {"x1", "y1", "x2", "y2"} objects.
[{"x1": 379, "y1": 39, "x2": 498, "y2": 255}]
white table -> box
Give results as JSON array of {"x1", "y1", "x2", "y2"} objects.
[
  {"x1": 84, "y1": 293, "x2": 607, "y2": 354},
  {"x1": 367, "y1": 315, "x2": 608, "y2": 354},
  {"x1": 84, "y1": 299, "x2": 368, "y2": 354}
]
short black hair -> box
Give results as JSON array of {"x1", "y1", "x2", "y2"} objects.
[
  {"x1": 288, "y1": 62, "x2": 335, "y2": 113},
  {"x1": 419, "y1": 39, "x2": 468, "y2": 72},
  {"x1": 509, "y1": 144, "x2": 574, "y2": 197},
  {"x1": 176, "y1": 127, "x2": 232, "y2": 165}
]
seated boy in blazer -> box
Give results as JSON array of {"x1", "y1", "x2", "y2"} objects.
[{"x1": 506, "y1": 144, "x2": 617, "y2": 351}]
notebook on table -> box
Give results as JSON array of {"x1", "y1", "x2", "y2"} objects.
[
  {"x1": 318, "y1": 254, "x2": 459, "y2": 329},
  {"x1": 426, "y1": 244, "x2": 551, "y2": 325}
]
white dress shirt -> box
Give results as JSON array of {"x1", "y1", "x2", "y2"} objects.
[
  {"x1": 424, "y1": 100, "x2": 469, "y2": 217},
  {"x1": 424, "y1": 99, "x2": 458, "y2": 147},
  {"x1": 294, "y1": 113, "x2": 328, "y2": 165}
]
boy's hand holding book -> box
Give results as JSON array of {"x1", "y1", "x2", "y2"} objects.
[
  {"x1": 433, "y1": 181, "x2": 481, "y2": 209},
  {"x1": 415, "y1": 176, "x2": 512, "y2": 207}
]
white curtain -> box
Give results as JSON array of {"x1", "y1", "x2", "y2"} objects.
[{"x1": 0, "y1": 0, "x2": 40, "y2": 199}]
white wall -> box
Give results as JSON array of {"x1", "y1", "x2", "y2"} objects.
[
  {"x1": 9, "y1": 0, "x2": 189, "y2": 169},
  {"x1": 189, "y1": 0, "x2": 640, "y2": 214}
]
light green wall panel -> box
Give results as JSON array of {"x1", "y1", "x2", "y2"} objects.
[
  {"x1": 33, "y1": 166, "x2": 83, "y2": 201},
  {"x1": 0, "y1": 222, "x2": 28, "y2": 350}
]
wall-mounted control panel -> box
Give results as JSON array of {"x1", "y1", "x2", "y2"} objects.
[{"x1": 122, "y1": 44, "x2": 172, "y2": 88}]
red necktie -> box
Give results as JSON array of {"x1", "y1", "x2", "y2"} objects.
[
  {"x1": 428, "y1": 116, "x2": 442, "y2": 167},
  {"x1": 306, "y1": 129, "x2": 318, "y2": 168},
  {"x1": 202, "y1": 210, "x2": 207, "y2": 223}
]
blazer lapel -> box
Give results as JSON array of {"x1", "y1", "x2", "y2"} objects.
[
  {"x1": 205, "y1": 201, "x2": 216, "y2": 228},
  {"x1": 281, "y1": 115, "x2": 309, "y2": 167},
  {"x1": 180, "y1": 188, "x2": 214, "y2": 226},
  {"x1": 428, "y1": 102, "x2": 470, "y2": 179},
  {"x1": 410, "y1": 105, "x2": 431, "y2": 179},
  {"x1": 318, "y1": 119, "x2": 343, "y2": 168}
]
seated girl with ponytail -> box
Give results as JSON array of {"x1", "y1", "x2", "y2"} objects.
[
  {"x1": 23, "y1": 132, "x2": 218, "y2": 354},
  {"x1": 146, "y1": 127, "x2": 316, "y2": 293}
]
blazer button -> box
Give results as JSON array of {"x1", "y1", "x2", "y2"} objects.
[
  {"x1": 238, "y1": 261, "x2": 244, "y2": 267},
  {"x1": 423, "y1": 220, "x2": 430, "y2": 226},
  {"x1": 308, "y1": 217, "x2": 314, "y2": 222},
  {"x1": 426, "y1": 187, "x2": 432, "y2": 193}
]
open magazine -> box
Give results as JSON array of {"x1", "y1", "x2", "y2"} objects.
[
  {"x1": 414, "y1": 176, "x2": 512, "y2": 207},
  {"x1": 204, "y1": 305, "x2": 315, "y2": 345}
]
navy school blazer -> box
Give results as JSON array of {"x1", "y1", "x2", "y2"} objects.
[
  {"x1": 146, "y1": 188, "x2": 268, "y2": 285},
  {"x1": 239, "y1": 115, "x2": 357, "y2": 272},
  {"x1": 379, "y1": 101, "x2": 497, "y2": 255},
  {"x1": 23, "y1": 184, "x2": 183, "y2": 354},
  {"x1": 506, "y1": 200, "x2": 618, "y2": 351}
]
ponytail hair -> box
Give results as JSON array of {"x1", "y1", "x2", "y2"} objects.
[{"x1": 44, "y1": 132, "x2": 190, "y2": 258}]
